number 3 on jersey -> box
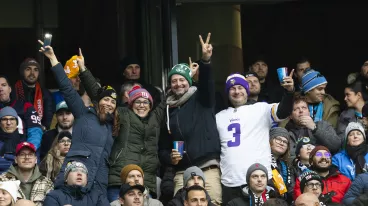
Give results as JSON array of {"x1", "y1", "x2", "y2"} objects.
[{"x1": 227, "y1": 123, "x2": 241, "y2": 147}]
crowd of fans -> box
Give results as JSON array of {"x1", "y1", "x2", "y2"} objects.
[{"x1": 0, "y1": 33, "x2": 368, "y2": 206}]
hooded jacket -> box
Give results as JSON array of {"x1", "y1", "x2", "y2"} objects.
[
  {"x1": 51, "y1": 63, "x2": 114, "y2": 200},
  {"x1": 0, "y1": 165, "x2": 53, "y2": 206}
]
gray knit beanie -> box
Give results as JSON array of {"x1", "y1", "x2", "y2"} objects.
[
  {"x1": 0, "y1": 107, "x2": 18, "y2": 119},
  {"x1": 344, "y1": 122, "x2": 366, "y2": 148},
  {"x1": 269, "y1": 127, "x2": 290, "y2": 141},
  {"x1": 246, "y1": 163, "x2": 268, "y2": 185},
  {"x1": 183, "y1": 166, "x2": 205, "y2": 187}
]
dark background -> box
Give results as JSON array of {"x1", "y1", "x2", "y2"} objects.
[{"x1": 242, "y1": 1, "x2": 368, "y2": 109}]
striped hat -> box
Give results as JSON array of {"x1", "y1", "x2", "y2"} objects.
[
  {"x1": 301, "y1": 69, "x2": 327, "y2": 93},
  {"x1": 225, "y1": 73, "x2": 250, "y2": 95},
  {"x1": 128, "y1": 85, "x2": 153, "y2": 106}
]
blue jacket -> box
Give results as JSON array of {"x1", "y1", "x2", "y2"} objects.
[
  {"x1": 343, "y1": 173, "x2": 368, "y2": 205},
  {"x1": 43, "y1": 185, "x2": 109, "y2": 206},
  {"x1": 332, "y1": 150, "x2": 368, "y2": 180},
  {"x1": 51, "y1": 63, "x2": 114, "y2": 197}
]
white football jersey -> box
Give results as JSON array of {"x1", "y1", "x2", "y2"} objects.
[{"x1": 216, "y1": 102, "x2": 282, "y2": 187}]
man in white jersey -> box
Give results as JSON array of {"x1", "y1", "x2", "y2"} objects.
[{"x1": 216, "y1": 71, "x2": 295, "y2": 205}]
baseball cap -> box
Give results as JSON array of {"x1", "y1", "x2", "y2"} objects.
[
  {"x1": 119, "y1": 183, "x2": 145, "y2": 197},
  {"x1": 15, "y1": 142, "x2": 36, "y2": 155},
  {"x1": 56, "y1": 101, "x2": 69, "y2": 113}
]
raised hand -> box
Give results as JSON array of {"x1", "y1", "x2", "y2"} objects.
[
  {"x1": 189, "y1": 57, "x2": 199, "y2": 78},
  {"x1": 38, "y1": 40, "x2": 59, "y2": 67},
  {"x1": 77, "y1": 48, "x2": 86, "y2": 72},
  {"x1": 199, "y1": 33, "x2": 212, "y2": 61},
  {"x1": 299, "y1": 115, "x2": 316, "y2": 130},
  {"x1": 281, "y1": 69, "x2": 295, "y2": 92},
  {"x1": 170, "y1": 149, "x2": 182, "y2": 165}
]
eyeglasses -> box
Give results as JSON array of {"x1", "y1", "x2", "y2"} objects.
[
  {"x1": 58, "y1": 139, "x2": 72, "y2": 144},
  {"x1": 302, "y1": 144, "x2": 315, "y2": 150},
  {"x1": 274, "y1": 137, "x2": 289, "y2": 146},
  {"x1": 17, "y1": 153, "x2": 35, "y2": 159},
  {"x1": 315, "y1": 151, "x2": 331, "y2": 158},
  {"x1": 1, "y1": 117, "x2": 16, "y2": 123},
  {"x1": 306, "y1": 182, "x2": 322, "y2": 189},
  {"x1": 134, "y1": 101, "x2": 150, "y2": 106}
]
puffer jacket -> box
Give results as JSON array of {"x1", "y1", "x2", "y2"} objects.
[
  {"x1": 332, "y1": 150, "x2": 368, "y2": 180},
  {"x1": 43, "y1": 184, "x2": 109, "y2": 206},
  {"x1": 51, "y1": 63, "x2": 114, "y2": 199},
  {"x1": 108, "y1": 103, "x2": 165, "y2": 193},
  {"x1": 293, "y1": 167, "x2": 351, "y2": 203},
  {"x1": 78, "y1": 69, "x2": 166, "y2": 194},
  {"x1": 343, "y1": 173, "x2": 368, "y2": 205}
]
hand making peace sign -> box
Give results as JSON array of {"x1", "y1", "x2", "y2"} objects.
[{"x1": 199, "y1": 33, "x2": 212, "y2": 61}]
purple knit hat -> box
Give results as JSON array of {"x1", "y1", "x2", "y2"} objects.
[{"x1": 225, "y1": 73, "x2": 250, "y2": 95}]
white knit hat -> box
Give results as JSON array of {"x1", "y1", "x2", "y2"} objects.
[
  {"x1": 345, "y1": 122, "x2": 366, "y2": 148},
  {"x1": 0, "y1": 180, "x2": 20, "y2": 203}
]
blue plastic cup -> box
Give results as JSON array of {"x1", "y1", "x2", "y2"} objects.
[
  {"x1": 173, "y1": 141, "x2": 184, "y2": 156},
  {"x1": 277, "y1": 67, "x2": 288, "y2": 83}
]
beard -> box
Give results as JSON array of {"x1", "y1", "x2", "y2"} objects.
[
  {"x1": 24, "y1": 76, "x2": 37, "y2": 85},
  {"x1": 58, "y1": 122, "x2": 73, "y2": 130},
  {"x1": 311, "y1": 159, "x2": 330, "y2": 173}
]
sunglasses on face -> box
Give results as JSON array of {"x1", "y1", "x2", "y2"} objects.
[
  {"x1": 302, "y1": 144, "x2": 315, "y2": 150},
  {"x1": 315, "y1": 151, "x2": 331, "y2": 158}
]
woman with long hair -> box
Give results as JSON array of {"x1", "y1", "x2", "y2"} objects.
[
  {"x1": 39, "y1": 42, "x2": 117, "y2": 205},
  {"x1": 39, "y1": 131, "x2": 72, "y2": 181}
]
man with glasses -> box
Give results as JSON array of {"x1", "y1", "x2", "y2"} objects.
[
  {"x1": 0, "y1": 107, "x2": 23, "y2": 173},
  {"x1": 284, "y1": 95, "x2": 341, "y2": 160},
  {"x1": 0, "y1": 142, "x2": 53, "y2": 206},
  {"x1": 298, "y1": 170, "x2": 337, "y2": 205},
  {"x1": 40, "y1": 101, "x2": 74, "y2": 160},
  {"x1": 293, "y1": 146, "x2": 351, "y2": 203},
  {"x1": 0, "y1": 76, "x2": 43, "y2": 152}
]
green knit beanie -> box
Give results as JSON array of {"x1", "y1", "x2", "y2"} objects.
[{"x1": 168, "y1": 63, "x2": 192, "y2": 86}]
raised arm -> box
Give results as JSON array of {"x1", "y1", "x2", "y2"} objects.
[
  {"x1": 275, "y1": 69, "x2": 295, "y2": 120},
  {"x1": 77, "y1": 48, "x2": 101, "y2": 101},
  {"x1": 197, "y1": 33, "x2": 215, "y2": 107},
  {"x1": 38, "y1": 41, "x2": 86, "y2": 118}
]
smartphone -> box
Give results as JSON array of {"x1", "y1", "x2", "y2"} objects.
[{"x1": 43, "y1": 33, "x2": 52, "y2": 50}]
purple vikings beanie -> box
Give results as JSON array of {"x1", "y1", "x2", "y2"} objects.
[{"x1": 225, "y1": 73, "x2": 250, "y2": 95}]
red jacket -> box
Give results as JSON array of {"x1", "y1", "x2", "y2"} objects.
[{"x1": 294, "y1": 167, "x2": 351, "y2": 203}]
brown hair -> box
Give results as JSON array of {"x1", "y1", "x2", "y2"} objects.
[
  {"x1": 96, "y1": 103, "x2": 120, "y2": 137},
  {"x1": 270, "y1": 138, "x2": 290, "y2": 162}
]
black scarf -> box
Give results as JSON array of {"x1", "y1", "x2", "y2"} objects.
[
  {"x1": 0, "y1": 129, "x2": 21, "y2": 156},
  {"x1": 346, "y1": 143, "x2": 368, "y2": 175}
]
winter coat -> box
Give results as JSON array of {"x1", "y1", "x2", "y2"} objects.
[
  {"x1": 332, "y1": 150, "x2": 368, "y2": 180},
  {"x1": 286, "y1": 120, "x2": 342, "y2": 160},
  {"x1": 343, "y1": 173, "x2": 368, "y2": 205},
  {"x1": 167, "y1": 187, "x2": 214, "y2": 206},
  {"x1": 320, "y1": 94, "x2": 341, "y2": 129},
  {"x1": 78, "y1": 69, "x2": 165, "y2": 194},
  {"x1": 51, "y1": 63, "x2": 114, "y2": 198},
  {"x1": 0, "y1": 129, "x2": 22, "y2": 173},
  {"x1": 158, "y1": 61, "x2": 221, "y2": 171},
  {"x1": 293, "y1": 167, "x2": 351, "y2": 203},
  {"x1": 0, "y1": 165, "x2": 53, "y2": 206},
  {"x1": 43, "y1": 184, "x2": 109, "y2": 206}
]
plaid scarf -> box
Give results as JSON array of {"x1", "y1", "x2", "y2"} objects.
[{"x1": 15, "y1": 80, "x2": 44, "y2": 120}]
